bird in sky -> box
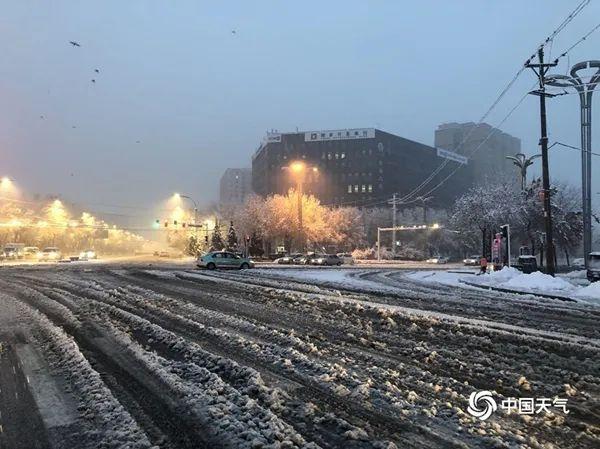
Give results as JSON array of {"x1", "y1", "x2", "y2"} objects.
[
  {"x1": 69, "y1": 41, "x2": 81, "y2": 47},
  {"x1": 231, "y1": 30, "x2": 236, "y2": 35},
  {"x1": 135, "y1": 140, "x2": 141, "y2": 144},
  {"x1": 91, "y1": 79, "x2": 96, "y2": 83},
  {"x1": 94, "y1": 68, "x2": 100, "y2": 73},
  {"x1": 40, "y1": 115, "x2": 45, "y2": 119}
]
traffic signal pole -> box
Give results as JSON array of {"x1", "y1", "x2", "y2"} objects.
[{"x1": 527, "y1": 47, "x2": 557, "y2": 276}]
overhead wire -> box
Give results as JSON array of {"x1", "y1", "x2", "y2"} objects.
[{"x1": 393, "y1": 0, "x2": 592, "y2": 205}]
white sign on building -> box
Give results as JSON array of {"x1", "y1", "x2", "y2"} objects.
[
  {"x1": 436, "y1": 148, "x2": 468, "y2": 165},
  {"x1": 304, "y1": 128, "x2": 375, "y2": 142}
]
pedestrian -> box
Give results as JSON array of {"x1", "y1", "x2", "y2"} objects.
[{"x1": 479, "y1": 256, "x2": 488, "y2": 275}]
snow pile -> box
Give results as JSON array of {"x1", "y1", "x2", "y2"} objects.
[
  {"x1": 573, "y1": 281, "x2": 600, "y2": 304},
  {"x1": 504, "y1": 271, "x2": 576, "y2": 293},
  {"x1": 485, "y1": 266, "x2": 521, "y2": 283}
]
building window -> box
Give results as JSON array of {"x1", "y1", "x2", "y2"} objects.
[
  {"x1": 368, "y1": 184, "x2": 373, "y2": 192},
  {"x1": 327, "y1": 152, "x2": 332, "y2": 160},
  {"x1": 321, "y1": 152, "x2": 326, "y2": 159},
  {"x1": 321, "y1": 133, "x2": 326, "y2": 138},
  {"x1": 363, "y1": 130, "x2": 368, "y2": 136},
  {"x1": 379, "y1": 168, "x2": 383, "y2": 174},
  {"x1": 361, "y1": 184, "x2": 366, "y2": 193},
  {"x1": 347, "y1": 185, "x2": 352, "y2": 193},
  {"x1": 335, "y1": 152, "x2": 339, "y2": 159},
  {"x1": 354, "y1": 184, "x2": 359, "y2": 192},
  {"x1": 341, "y1": 152, "x2": 346, "y2": 159}
]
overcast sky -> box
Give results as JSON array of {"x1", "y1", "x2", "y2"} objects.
[{"x1": 1, "y1": 1, "x2": 599, "y2": 224}]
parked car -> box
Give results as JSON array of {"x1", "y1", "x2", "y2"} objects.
[
  {"x1": 571, "y1": 257, "x2": 585, "y2": 269},
  {"x1": 39, "y1": 247, "x2": 62, "y2": 261},
  {"x1": 426, "y1": 255, "x2": 449, "y2": 264},
  {"x1": 3, "y1": 243, "x2": 25, "y2": 260},
  {"x1": 312, "y1": 254, "x2": 342, "y2": 266},
  {"x1": 79, "y1": 249, "x2": 97, "y2": 260},
  {"x1": 159, "y1": 251, "x2": 170, "y2": 258},
  {"x1": 276, "y1": 253, "x2": 302, "y2": 264},
  {"x1": 463, "y1": 255, "x2": 482, "y2": 266},
  {"x1": 337, "y1": 253, "x2": 355, "y2": 265},
  {"x1": 587, "y1": 252, "x2": 600, "y2": 282},
  {"x1": 299, "y1": 253, "x2": 323, "y2": 265},
  {"x1": 197, "y1": 251, "x2": 254, "y2": 270},
  {"x1": 292, "y1": 254, "x2": 306, "y2": 264},
  {"x1": 23, "y1": 246, "x2": 40, "y2": 259}
]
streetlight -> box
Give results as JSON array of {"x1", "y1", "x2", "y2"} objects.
[
  {"x1": 505, "y1": 153, "x2": 541, "y2": 191},
  {"x1": 546, "y1": 61, "x2": 600, "y2": 268},
  {"x1": 0, "y1": 177, "x2": 13, "y2": 190},
  {"x1": 173, "y1": 193, "x2": 199, "y2": 235},
  {"x1": 282, "y1": 161, "x2": 318, "y2": 252}
]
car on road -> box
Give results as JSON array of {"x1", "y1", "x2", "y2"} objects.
[
  {"x1": 2, "y1": 243, "x2": 25, "y2": 260},
  {"x1": 426, "y1": 255, "x2": 449, "y2": 264},
  {"x1": 337, "y1": 253, "x2": 355, "y2": 265},
  {"x1": 462, "y1": 255, "x2": 482, "y2": 266},
  {"x1": 23, "y1": 246, "x2": 40, "y2": 259},
  {"x1": 298, "y1": 253, "x2": 323, "y2": 265},
  {"x1": 79, "y1": 249, "x2": 97, "y2": 260},
  {"x1": 587, "y1": 252, "x2": 600, "y2": 282},
  {"x1": 276, "y1": 253, "x2": 302, "y2": 264},
  {"x1": 197, "y1": 251, "x2": 254, "y2": 270},
  {"x1": 39, "y1": 247, "x2": 62, "y2": 261},
  {"x1": 312, "y1": 254, "x2": 343, "y2": 266}
]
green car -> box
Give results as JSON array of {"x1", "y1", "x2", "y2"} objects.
[{"x1": 197, "y1": 251, "x2": 255, "y2": 270}]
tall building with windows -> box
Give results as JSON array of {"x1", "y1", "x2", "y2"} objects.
[
  {"x1": 219, "y1": 168, "x2": 252, "y2": 206},
  {"x1": 434, "y1": 122, "x2": 521, "y2": 184},
  {"x1": 251, "y1": 128, "x2": 473, "y2": 208}
]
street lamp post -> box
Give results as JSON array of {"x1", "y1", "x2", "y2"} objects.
[
  {"x1": 505, "y1": 153, "x2": 542, "y2": 191},
  {"x1": 282, "y1": 161, "x2": 318, "y2": 253},
  {"x1": 180, "y1": 194, "x2": 199, "y2": 237},
  {"x1": 547, "y1": 61, "x2": 600, "y2": 269}
]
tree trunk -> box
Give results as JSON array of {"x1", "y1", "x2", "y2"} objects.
[{"x1": 565, "y1": 249, "x2": 570, "y2": 267}]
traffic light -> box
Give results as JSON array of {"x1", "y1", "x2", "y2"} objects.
[{"x1": 500, "y1": 225, "x2": 509, "y2": 239}]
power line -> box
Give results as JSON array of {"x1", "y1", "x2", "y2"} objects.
[
  {"x1": 553, "y1": 21, "x2": 600, "y2": 64},
  {"x1": 395, "y1": 0, "x2": 592, "y2": 204},
  {"x1": 549, "y1": 141, "x2": 600, "y2": 157},
  {"x1": 415, "y1": 87, "x2": 533, "y2": 200}
]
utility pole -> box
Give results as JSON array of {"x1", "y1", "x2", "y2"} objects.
[
  {"x1": 391, "y1": 193, "x2": 397, "y2": 258},
  {"x1": 526, "y1": 46, "x2": 557, "y2": 275},
  {"x1": 297, "y1": 176, "x2": 303, "y2": 252}
]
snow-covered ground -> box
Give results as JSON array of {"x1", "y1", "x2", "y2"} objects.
[{"x1": 0, "y1": 263, "x2": 598, "y2": 448}]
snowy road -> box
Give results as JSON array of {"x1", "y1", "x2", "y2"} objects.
[{"x1": 0, "y1": 264, "x2": 598, "y2": 448}]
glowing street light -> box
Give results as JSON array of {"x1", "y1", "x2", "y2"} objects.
[
  {"x1": 282, "y1": 161, "x2": 319, "y2": 252},
  {"x1": 0, "y1": 176, "x2": 14, "y2": 190}
]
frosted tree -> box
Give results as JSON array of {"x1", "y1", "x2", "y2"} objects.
[{"x1": 227, "y1": 221, "x2": 238, "y2": 250}]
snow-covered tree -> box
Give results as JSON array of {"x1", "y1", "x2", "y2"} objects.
[
  {"x1": 185, "y1": 235, "x2": 203, "y2": 257},
  {"x1": 210, "y1": 222, "x2": 225, "y2": 250},
  {"x1": 226, "y1": 221, "x2": 238, "y2": 250}
]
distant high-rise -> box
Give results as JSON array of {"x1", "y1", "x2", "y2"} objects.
[
  {"x1": 434, "y1": 122, "x2": 521, "y2": 184},
  {"x1": 219, "y1": 168, "x2": 252, "y2": 206}
]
